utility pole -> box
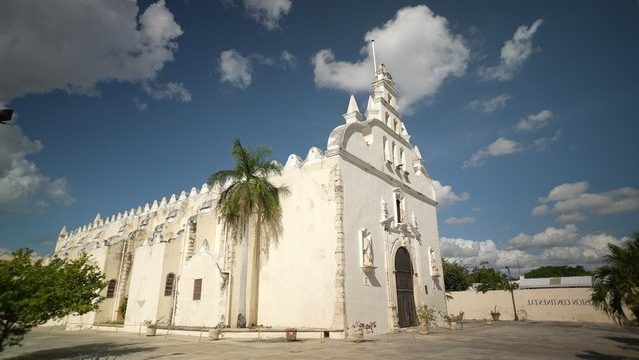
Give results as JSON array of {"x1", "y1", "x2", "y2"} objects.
[{"x1": 505, "y1": 266, "x2": 519, "y2": 321}]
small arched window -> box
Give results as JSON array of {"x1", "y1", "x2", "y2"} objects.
[
  {"x1": 164, "y1": 273, "x2": 175, "y2": 296},
  {"x1": 106, "y1": 279, "x2": 116, "y2": 298}
]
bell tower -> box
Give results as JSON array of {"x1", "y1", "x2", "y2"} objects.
[{"x1": 365, "y1": 63, "x2": 410, "y2": 142}]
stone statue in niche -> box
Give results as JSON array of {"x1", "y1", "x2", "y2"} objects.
[
  {"x1": 429, "y1": 247, "x2": 440, "y2": 277},
  {"x1": 361, "y1": 228, "x2": 374, "y2": 267}
]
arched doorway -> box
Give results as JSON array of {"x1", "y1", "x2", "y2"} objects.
[{"x1": 395, "y1": 247, "x2": 417, "y2": 327}]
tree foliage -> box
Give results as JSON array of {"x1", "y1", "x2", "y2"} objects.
[
  {"x1": 442, "y1": 258, "x2": 471, "y2": 291},
  {"x1": 591, "y1": 232, "x2": 639, "y2": 326},
  {"x1": 470, "y1": 261, "x2": 511, "y2": 293},
  {"x1": 207, "y1": 139, "x2": 284, "y2": 325},
  {"x1": 524, "y1": 265, "x2": 591, "y2": 279},
  {"x1": 0, "y1": 248, "x2": 107, "y2": 351}
]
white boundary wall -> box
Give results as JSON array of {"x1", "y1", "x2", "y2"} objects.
[{"x1": 447, "y1": 288, "x2": 614, "y2": 323}]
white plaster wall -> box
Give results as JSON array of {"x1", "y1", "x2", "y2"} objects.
[
  {"x1": 257, "y1": 157, "x2": 339, "y2": 329},
  {"x1": 339, "y1": 120, "x2": 446, "y2": 333},
  {"x1": 124, "y1": 243, "x2": 166, "y2": 326},
  {"x1": 447, "y1": 288, "x2": 614, "y2": 323},
  {"x1": 173, "y1": 248, "x2": 225, "y2": 327}
]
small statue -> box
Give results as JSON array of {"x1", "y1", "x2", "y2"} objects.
[
  {"x1": 237, "y1": 313, "x2": 246, "y2": 328},
  {"x1": 362, "y1": 230, "x2": 374, "y2": 267}
]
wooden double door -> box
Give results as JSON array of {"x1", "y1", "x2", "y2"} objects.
[{"x1": 395, "y1": 247, "x2": 418, "y2": 327}]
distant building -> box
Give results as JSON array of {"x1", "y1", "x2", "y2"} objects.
[
  {"x1": 53, "y1": 64, "x2": 446, "y2": 337},
  {"x1": 518, "y1": 276, "x2": 592, "y2": 289}
]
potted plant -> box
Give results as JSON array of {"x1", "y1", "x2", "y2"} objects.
[
  {"x1": 441, "y1": 312, "x2": 464, "y2": 330},
  {"x1": 209, "y1": 322, "x2": 225, "y2": 340},
  {"x1": 416, "y1": 305, "x2": 437, "y2": 335},
  {"x1": 490, "y1": 306, "x2": 501, "y2": 321},
  {"x1": 143, "y1": 320, "x2": 158, "y2": 336},
  {"x1": 285, "y1": 328, "x2": 297, "y2": 341},
  {"x1": 351, "y1": 321, "x2": 377, "y2": 342}
]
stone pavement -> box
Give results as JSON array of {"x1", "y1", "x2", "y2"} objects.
[{"x1": 1, "y1": 321, "x2": 638, "y2": 360}]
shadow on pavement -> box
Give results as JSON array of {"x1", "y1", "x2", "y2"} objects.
[
  {"x1": 606, "y1": 336, "x2": 639, "y2": 351},
  {"x1": 575, "y1": 350, "x2": 639, "y2": 360},
  {"x1": 5, "y1": 342, "x2": 157, "y2": 360}
]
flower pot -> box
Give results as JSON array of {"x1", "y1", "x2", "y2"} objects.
[
  {"x1": 491, "y1": 313, "x2": 500, "y2": 321},
  {"x1": 146, "y1": 327, "x2": 157, "y2": 336},
  {"x1": 418, "y1": 323, "x2": 429, "y2": 335},
  {"x1": 209, "y1": 329, "x2": 221, "y2": 340},
  {"x1": 352, "y1": 330, "x2": 364, "y2": 343},
  {"x1": 285, "y1": 328, "x2": 297, "y2": 341},
  {"x1": 484, "y1": 318, "x2": 493, "y2": 325},
  {"x1": 448, "y1": 322, "x2": 462, "y2": 330}
]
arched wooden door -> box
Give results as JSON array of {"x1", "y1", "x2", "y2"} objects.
[{"x1": 395, "y1": 247, "x2": 418, "y2": 327}]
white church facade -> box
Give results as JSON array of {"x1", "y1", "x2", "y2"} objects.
[{"x1": 53, "y1": 65, "x2": 446, "y2": 337}]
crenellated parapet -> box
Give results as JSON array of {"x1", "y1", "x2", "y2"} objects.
[{"x1": 55, "y1": 182, "x2": 222, "y2": 256}]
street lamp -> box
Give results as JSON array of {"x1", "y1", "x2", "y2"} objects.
[{"x1": 505, "y1": 266, "x2": 519, "y2": 321}]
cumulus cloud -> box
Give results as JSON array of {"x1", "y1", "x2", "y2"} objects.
[
  {"x1": 142, "y1": 82, "x2": 192, "y2": 102},
  {"x1": 468, "y1": 94, "x2": 511, "y2": 113},
  {"x1": 444, "y1": 216, "x2": 476, "y2": 224},
  {"x1": 479, "y1": 19, "x2": 544, "y2": 81},
  {"x1": 0, "y1": 0, "x2": 184, "y2": 103},
  {"x1": 0, "y1": 124, "x2": 73, "y2": 214},
  {"x1": 534, "y1": 129, "x2": 562, "y2": 151},
  {"x1": 463, "y1": 137, "x2": 522, "y2": 168},
  {"x1": 244, "y1": 0, "x2": 292, "y2": 30},
  {"x1": 219, "y1": 50, "x2": 253, "y2": 89},
  {"x1": 312, "y1": 5, "x2": 469, "y2": 109},
  {"x1": 533, "y1": 181, "x2": 639, "y2": 222},
  {"x1": 442, "y1": 230, "x2": 626, "y2": 271},
  {"x1": 218, "y1": 49, "x2": 296, "y2": 88},
  {"x1": 432, "y1": 180, "x2": 470, "y2": 208},
  {"x1": 507, "y1": 224, "x2": 579, "y2": 250},
  {"x1": 531, "y1": 204, "x2": 549, "y2": 217},
  {"x1": 516, "y1": 109, "x2": 553, "y2": 132}
]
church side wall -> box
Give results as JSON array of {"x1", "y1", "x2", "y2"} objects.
[{"x1": 256, "y1": 157, "x2": 339, "y2": 329}]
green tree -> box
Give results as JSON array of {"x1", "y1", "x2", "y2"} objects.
[
  {"x1": 0, "y1": 248, "x2": 107, "y2": 351},
  {"x1": 470, "y1": 261, "x2": 510, "y2": 293},
  {"x1": 524, "y1": 265, "x2": 591, "y2": 279},
  {"x1": 442, "y1": 258, "x2": 471, "y2": 291},
  {"x1": 591, "y1": 232, "x2": 639, "y2": 326},
  {"x1": 208, "y1": 139, "x2": 283, "y2": 327}
]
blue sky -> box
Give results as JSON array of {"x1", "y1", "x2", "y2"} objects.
[{"x1": 1, "y1": 0, "x2": 638, "y2": 272}]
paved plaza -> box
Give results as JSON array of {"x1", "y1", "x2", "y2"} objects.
[{"x1": 1, "y1": 321, "x2": 638, "y2": 360}]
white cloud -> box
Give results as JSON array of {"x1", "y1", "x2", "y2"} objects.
[
  {"x1": 444, "y1": 216, "x2": 476, "y2": 224},
  {"x1": 516, "y1": 109, "x2": 553, "y2": 132},
  {"x1": 531, "y1": 204, "x2": 549, "y2": 216},
  {"x1": 432, "y1": 180, "x2": 470, "y2": 208},
  {"x1": 534, "y1": 129, "x2": 562, "y2": 151},
  {"x1": 219, "y1": 50, "x2": 253, "y2": 89},
  {"x1": 533, "y1": 181, "x2": 639, "y2": 222},
  {"x1": 134, "y1": 98, "x2": 148, "y2": 112},
  {"x1": 280, "y1": 50, "x2": 296, "y2": 69},
  {"x1": 468, "y1": 93, "x2": 511, "y2": 113},
  {"x1": 244, "y1": 0, "x2": 292, "y2": 30},
  {"x1": 142, "y1": 82, "x2": 192, "y2": 102},
  {"x1": 0, "y1": 124, "x2": 73, "y2": 214},
  {"x1": 541, "y1": 181, "x2": 590, "y2": 203},
  {"x1": 479, "y1": 19, "x2": 544, "y2": 81},
  {"x1": 463, "y1": 137, "x2": 523, "y2": 168},
  {"x1": 442, "y1": 230, "x2": 626, "y2": 271},
  {"x1": 312, "y1": 5, "x2": 469, "y2": 109},
  {"x1": 218, "y1": 49, "x2": 296, "y2": 88},
  {"x1": 0, "y1": 0, "x2": 184, "y2": 103},
  {"x1": 507, "y1": 224, "x2": 579, "y2": 250}
]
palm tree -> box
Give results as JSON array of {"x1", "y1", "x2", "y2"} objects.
[
  {"x1": 591, "y1": 232, "x2": 639, "y2": 326},
  {"x1": 208, "y1": 139, "x2": 283, "y2": 328}
]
